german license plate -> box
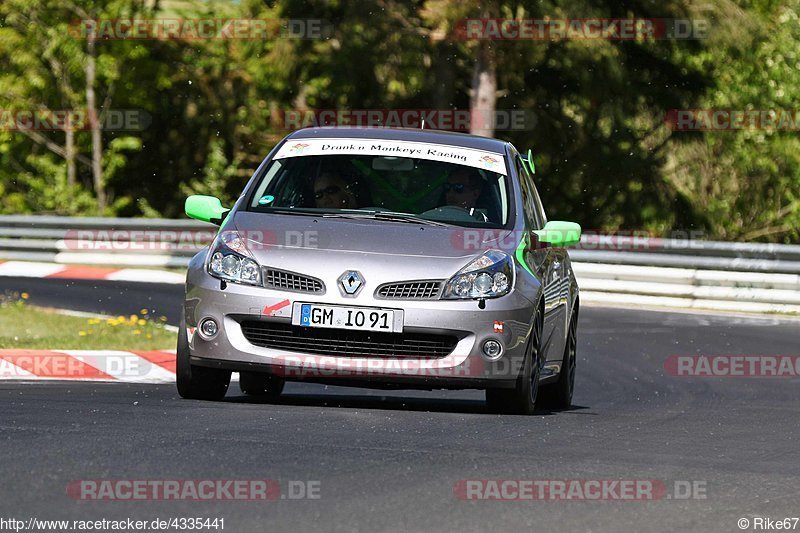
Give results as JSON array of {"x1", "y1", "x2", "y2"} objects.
[{"x1": 291, "y1": 303, "x2": 403, "y2": 333}]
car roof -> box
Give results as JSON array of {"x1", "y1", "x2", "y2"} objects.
[{"x1": 286, "y1": 127, "x2": 511, "y2": 153}]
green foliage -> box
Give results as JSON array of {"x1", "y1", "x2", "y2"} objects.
[
  {"x1": 0, "y1": 153, "x2": 98, "y2": 215},
  {"x1": 180, "y1": 137, "x2": 241, "y2": 206},
  {"x1": 0, "y1": 0, "x2": 797, "y2": 242},
  {"x1": 667, "y1": 0, "x2": 800, "y2": 241}
]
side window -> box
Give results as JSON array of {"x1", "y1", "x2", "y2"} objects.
[
  {"x1": 530, "y1": 180, "x2": 547, "y2": 227},
  {"x1": 515, "y1": 156, "x2": 542, "y2": 230}
]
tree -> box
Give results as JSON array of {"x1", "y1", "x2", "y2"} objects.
[
  {"x1": 666, "y1": 0, "x2": 800, "y2": 242},
  {"x1": 0, "y1": 0, "x2": 146, "y2": 214}
]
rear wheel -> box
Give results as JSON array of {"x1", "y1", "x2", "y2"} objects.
[
  {"x1": 540, "y1": 309, "x2": 578, "y2": 410},
  {"x1": 176, "y1": 317, "x2": 231, "y2": 401},
  {"x1": 485, "y1": 307, "x2": 542, "y2": 415},
  {"x1": 239, "y1": 372, "x2": 285, "y2": 400}
]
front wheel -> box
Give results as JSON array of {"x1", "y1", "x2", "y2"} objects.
[
  {"x1": 485, "y1": 307, "x2": 542, "y2": 415},
  {"x1": 176, "y1": 317, "x2": 231, "y2": 401},
  {"x1": 539, "y1": 309, "x2": 577, "y2": 410}
]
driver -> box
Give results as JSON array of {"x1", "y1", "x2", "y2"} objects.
[
  {"x1": 313, "y1": 172, "x2": 358, "y2": 209},
  {"x1": 443, "y1": 167, "x2": 484, "y2": 210}
]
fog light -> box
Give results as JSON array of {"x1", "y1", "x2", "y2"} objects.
[
  {"x1": 482, "y1": 339, "x2": 503, "y2": 360},
  {"x1": 199, "y1": 318, "x2": 218, "y2": 339}
]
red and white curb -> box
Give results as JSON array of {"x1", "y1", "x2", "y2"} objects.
[
  {"x1": 0, "y1": 261, "x2": 183, "y2": 284},
  {"x1": 0, "y1": 350, "x2": 176, "y2": 383}
]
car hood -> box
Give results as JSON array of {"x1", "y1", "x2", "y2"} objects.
[{"x1": 231, "y1": 211, "x2": 517, "y2": 280}]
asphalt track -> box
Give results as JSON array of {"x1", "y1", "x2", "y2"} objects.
[{"x1": 1, "y1": 276, "x2": 800, "y2": 532}]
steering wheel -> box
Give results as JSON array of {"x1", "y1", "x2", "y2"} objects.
[
  {"x1": 420, "y1": 205, "x2": 480, "y2": 222},
  {"x1": 435, "y1": 205, "x2": 472, "y2": 215}
]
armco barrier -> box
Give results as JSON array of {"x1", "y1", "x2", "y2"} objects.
[{"x1": 0, "y1": 215, "x2": 798, "y2": 313}]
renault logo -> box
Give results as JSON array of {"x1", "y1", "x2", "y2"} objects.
[{"x1": 338, "y1": 270, "x2": 364, "y2": 297}]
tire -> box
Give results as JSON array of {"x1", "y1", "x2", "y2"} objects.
[
  {"x1": 176, "y1": 316, "x2": 231, "y2": 401},
  {"x1": 485, "y1": 306, "x2": 543, "y2": 415},
  {"x1": 539, "y1": 309, "x2": 578, "y2": 410},
  {"x1": 239, "y1": 372, "x2": 285, "y2": 400}
]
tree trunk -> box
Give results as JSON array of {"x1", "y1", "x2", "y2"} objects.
[
  {"x1": 85, "y1": 28, "x2": 105, "y2": 211},
  {"x1": 469, "y1": 2, "x2": 498, "y2": 138},
  {"x1": 469, "y1": 41, "x2": 497, "y2": 138},
  {"x1": 65, "y1": 127, "x2": 76, "y2": 188}
]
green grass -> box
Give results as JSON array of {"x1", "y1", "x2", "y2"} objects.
[{"x1": 0, "y1": 298, "x2": 176, "y2": 350}]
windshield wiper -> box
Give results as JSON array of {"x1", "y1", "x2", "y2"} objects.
[
  {"x1": 258, "y1": 206, "x2": 326, "y2": 216},
  {"x1": 261, "y1": 207, "x2": 453, "y2": 227},
  {"x1": 321, "y1": 210, "x2": 451, "y2": 227},
  {"x1": 370, "y1": 211, "x2": 452, "y2": 227}
]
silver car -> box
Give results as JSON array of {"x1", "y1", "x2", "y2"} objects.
[{"x1": 178, "y1": 127, "x2": 581, "y2": 414}]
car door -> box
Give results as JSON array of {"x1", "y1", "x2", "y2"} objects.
[
  {"x1": 516, "y1": 155, "x2": 567, "y2": 368},
  {"x1": 514, "y1": 155, "x2": 559, "y2": 362}
]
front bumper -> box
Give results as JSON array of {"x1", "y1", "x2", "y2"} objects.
[{"x1": 184, "y1": 266, "x2": 537, "y2": 390}]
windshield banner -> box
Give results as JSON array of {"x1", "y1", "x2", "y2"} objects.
[{"x1": 273, "y1": 138, "x2": 508, "y2": 175}]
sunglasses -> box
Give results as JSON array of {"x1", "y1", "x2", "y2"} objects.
[
  {"x1": 314, "y1": 185, "x2": 342, "y2": 200},
  {"x1": 443, "y1": 183, "x2": 466, "y2": 193}
]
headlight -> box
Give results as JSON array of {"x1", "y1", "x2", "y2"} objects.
[
  {"x1": 207, "y1": 230, "x2": 261, "y2": 286},
  {"x1": 442, "y1": 250, "x2": 513, "y2": 299}
]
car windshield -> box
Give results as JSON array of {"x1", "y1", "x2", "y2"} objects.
[{"x1": 247, "y1": 150, "x2": 511, "y2": 228}]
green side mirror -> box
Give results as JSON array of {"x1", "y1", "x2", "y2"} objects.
[
  {"x1": 526, "y1": 148, "x2": 536, "y2": 174},
  {"x1": 185, "y1": 195, "x2": 229, "y2": 225},
  {"x1": 533, "y1": 220, "x2": 582, "y2": 247}
]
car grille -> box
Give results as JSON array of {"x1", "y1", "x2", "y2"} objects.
[
  {"x1": 376, "y1": 280, "x2": 443, "y2": 300},
  {"x1": 239, "y1": 321, "x2": 458, "y2": 358},
  {"x1": 263, "y1": 268, "x2": 324, "y2": 293}
]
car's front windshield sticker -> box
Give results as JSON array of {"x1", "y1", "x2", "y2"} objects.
[
  {"x1": 257, "y1": 195, "x2": 274, "y2": 205},
  {"x1": 273, "y1": 138, "x2": 508, "y2": 176}
]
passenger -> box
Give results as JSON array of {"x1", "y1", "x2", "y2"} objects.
[{"x1": 313, "y1": 172, "x2": 359, "y2": 209}]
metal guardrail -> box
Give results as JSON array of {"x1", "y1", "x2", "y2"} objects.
[
  {"x1": 0, "y1": 215, "x2": 798, "y2": 313},
  {"x1": 569, "y1": 250, "x2": 800, "y2": 274},
  {"x1": 0, "y1": 215, "x2": 205, "y2": 229},
  {"x1": 0, "y1": 215, "x2": 213, "y2": 266},
  {"x1": 2, "y1": 214, "x2": 799, "y2": 264}
]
